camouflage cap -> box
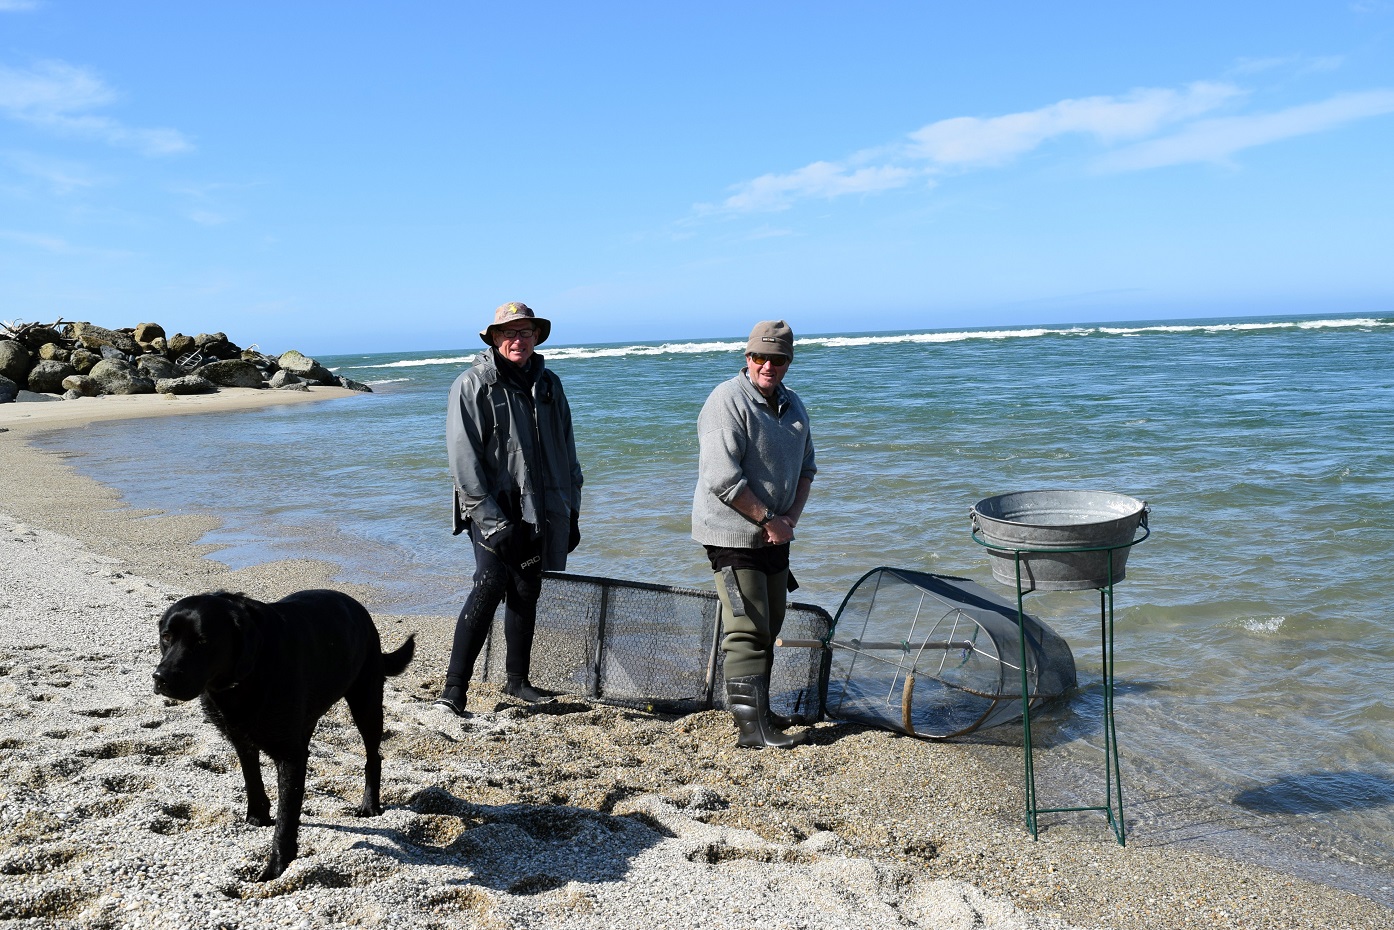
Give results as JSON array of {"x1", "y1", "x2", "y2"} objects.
[{"x1": 480, "y1": 302, "x2": 551, "y2": 346}]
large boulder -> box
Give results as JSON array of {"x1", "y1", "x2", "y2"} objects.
[
  {"x1": 196, "y1": 359, "x2": 265, "y2": 388},
  {"x1": 275, "y1": 349, "x2": 315, "y2": 373},
  {"x1": 61, "y1": 374, "x2": 100, "y2": 397},
  {"x1": 136, "y1": 354, "x2": 180, "y2": 381},
  {"x1": 276, "y1": 349, "x2": 336, "y2": 385},
  {"x1": 70, "y1": 322, "x2": 139, "y2": 356},
  {"x1": 243, "y1": 349, "x2": 278, "y2": 379},
  {"x1": 0, "y1": 340, "x2": 30, "y2": 383},
  {"x1": 0, "y1": 374, "x2": 17, "y2": 403},
  {"x1": 156, "y1": 375, "x2": 217, "y2": 395},
  {"x1": 337, "y1": 376, "x2": 373, "y2": 393},
  {"x1": 267, "y1": 370, "x2": 301, "y2": 389},
  {"x1": 167, "y1": 333, "x2": 196, "y2": 359},
  {"x1": 27, "y1": 359, "x2": 77, "y2": 394},
  {"x1": 89, "y1": 359, "x2": 155, "y2": 395},
  {"x1": 38, "y1": 343, "x2": 70, "y2": 362},
  {"x1": 133, "y1": 322, "x2": 166, "y2": 347},
  {"x1": 70, "y1": 349, "x2": 101, "y2": 374},
  {"x1": 194, "y1": 332, "x2": 242, "y2": 360}
]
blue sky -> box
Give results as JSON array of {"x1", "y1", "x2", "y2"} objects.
[{"x1": 2, "y1": 2, "x2": 1392, "y2": 354}]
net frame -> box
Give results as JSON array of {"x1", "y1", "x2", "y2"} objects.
[
  {"x1": 476, "y1": 570, "x2": 832, "y2": 721},
  {"x1": 823, "y1": 567, "x2": 1077, "y2": 739}
]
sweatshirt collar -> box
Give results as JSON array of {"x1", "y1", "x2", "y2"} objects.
[{"x1": 738, "y1": 369, "x2": 788, "y2": 413}]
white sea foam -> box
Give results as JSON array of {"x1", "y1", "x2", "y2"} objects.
[
  {"x1": 346, "y1": 316, "x2": 1391, "y2": 368},
  {"x1": 356, "y1": 355, "x2": 478, "y2": 369},
  {"x1": 1239, "y1": 615, "x2": 1287, "y2": 633}
]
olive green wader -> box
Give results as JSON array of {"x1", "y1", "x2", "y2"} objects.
[{"x1": 713, "y1": 567, "x2": 804, "y2": 749}]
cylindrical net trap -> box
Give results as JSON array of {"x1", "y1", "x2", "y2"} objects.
[{"x1": 819, "y1": 567, "x2": 1077, "y2": 739}]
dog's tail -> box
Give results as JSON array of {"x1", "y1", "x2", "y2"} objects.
[{"x1": 382, "y1": 635, "x2": 416, "y2": 677}]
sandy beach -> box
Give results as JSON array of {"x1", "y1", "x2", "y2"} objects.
[{"x1": 1, "y1": 390, "x2": 1390, "y2": 930}]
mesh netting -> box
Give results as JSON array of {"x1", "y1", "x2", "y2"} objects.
[
  {"x1": 477, "y1": 571, "x2": 832, "y2": 721},
  {"x1": 822, "y1": 568, "x2": 1076, "y2": 739}
]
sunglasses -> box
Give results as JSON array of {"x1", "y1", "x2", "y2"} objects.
[
  {"x1": 497, "y1": 327, "x2": 537, "y2": 341},
  {"x1": 748, "y1": 353, "x2": 789, "y2": 367}
]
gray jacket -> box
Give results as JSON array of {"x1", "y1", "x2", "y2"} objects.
[
  {"x1": 448, "y1": 349, "x2": 583, "y2": 571},
  {"x1": 691, "y1": 370, "x2": 816, "y2": 548}
]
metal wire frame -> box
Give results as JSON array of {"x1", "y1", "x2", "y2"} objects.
[
  {"x1": 971, "y1": 520, "x2": 1151, "y2": 846},
  {"x1": 476, "y1": 569, "x2": 833, "y2": 719},
  {"x1": 783, "y1": 567, "x2": 1073, "y2": 740}
]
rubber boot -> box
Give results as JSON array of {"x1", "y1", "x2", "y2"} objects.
[
  {"x1": 763, "y1": 654, "x2": 794, "y2": 730},
  {"x1": 503, "y1": 675, "x2": 549, "y2": 704},
  {"x1": 726, "y1": 675, "x2": 804, "y2": 749},
  {"x1": 433, "y1": 684, "x2": 470, "y2": 718}
]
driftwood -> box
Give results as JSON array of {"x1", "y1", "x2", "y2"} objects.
[{"x1": 0, "y1": 318, "x2": 69, "y2": 342}]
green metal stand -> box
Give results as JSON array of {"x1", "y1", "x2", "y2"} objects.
[{"x1": 971, "y1": 526, "x2": 1149, "y2": 845}]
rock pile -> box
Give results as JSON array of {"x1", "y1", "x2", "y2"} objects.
[{"x1": 0, "y1": 319, "x2": 371, "y2": 404}]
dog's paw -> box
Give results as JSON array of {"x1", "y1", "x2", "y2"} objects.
[
  {"x1": 255, "y1": 858, "x2": 287, "y2": 882},
  {"x1": 246, "y1": 812, "x2": 275, "y2": 828},
  {"x1": 352, "y1": 801, "x2": 383, "y2": 818}
]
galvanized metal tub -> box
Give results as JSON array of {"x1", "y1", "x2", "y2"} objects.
[{"x1": 971, "y1": 490, "x2": 1148, "y2": 592}]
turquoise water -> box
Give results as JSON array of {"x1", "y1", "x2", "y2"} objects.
[{"x1": 41, "y1": 313, "x2": 1394, "y2": 902}]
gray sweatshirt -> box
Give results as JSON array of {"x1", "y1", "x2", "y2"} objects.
[{"x1": 691, "y1": 370, "x2": 816, "y2": 548}]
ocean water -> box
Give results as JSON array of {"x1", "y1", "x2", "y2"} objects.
[{"x1": 38, "y1": 313, "x2": 1394, "y2": 902}]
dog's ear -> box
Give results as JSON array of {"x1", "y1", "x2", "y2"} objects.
[{"x1": 227, "y1": 598, "x2": 263, "y2": 684}]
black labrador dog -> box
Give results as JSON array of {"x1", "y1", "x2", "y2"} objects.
[{"x1": 152, "y1": 589, "x2": 414, "y2": 881}]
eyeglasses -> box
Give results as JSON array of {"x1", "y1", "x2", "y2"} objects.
[
  {"x1": 748, "y1": 353, "x2": 789, "y2": 367},
  {"x1": 497, "y1": 327, "x2": 537, "y2": 341}
]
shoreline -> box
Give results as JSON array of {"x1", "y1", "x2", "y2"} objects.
[
  {"x1": 0, "y1": 384, "x2": 362, "y2": 430},
  {"x1": 1, "y1": 393, "x2": 1390, "y2": 928}
]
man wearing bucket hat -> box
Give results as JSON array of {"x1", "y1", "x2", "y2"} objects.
[
  {"x1": 435, "y1": 301, "x2": 584, "y2": 715},
  {"x1": 692, "y1": 320, "x2": 815, "y2": 749}
]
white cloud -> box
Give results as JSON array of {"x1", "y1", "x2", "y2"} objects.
[
  {"x1": 0, "y1": 228, "x2": 132, "y2": 257},
  {"x1": 3, "y1": 150, "x2": 102, "y2": 193},
  {"x1": 701, "y1": 161, "x2": 922, "y2": 214},
  {"x1": 906, "y1": 82, "x2": 1241, "y2": 166},
  {"x1": 187, "y1": 210, "x2": 229, "y2": 226},
  {"x1": 1096, "y1": 89, "x2": 1394, "y2": 171},
  {"x1": 700, "y1": 76, "x2": 1394, "y2": 216},
  {"x1": 1229, "y1": 54, "x2": 1344, "y2": 77},
  {"x1": 0, "y1": 0, "x2": 41, "y2": 11},
  {"x1": 0, "y1": 59, "x2": 192, "y2": 156},
  {"x1": 0, "y1": 228, "x2": 69, "y2": 251}
]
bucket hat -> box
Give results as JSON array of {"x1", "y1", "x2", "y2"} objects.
[{"x1": 480, "y1": 302, "x2": 551, "y2": 346}]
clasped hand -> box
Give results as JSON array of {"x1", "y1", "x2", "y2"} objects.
[{"x1": 763, "y1": 514, "x2": 795, "y2": 545}]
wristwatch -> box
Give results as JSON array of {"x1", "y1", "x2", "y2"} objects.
[{"x1": 757, "y1": 507, "x2": 775, "y2": 526}]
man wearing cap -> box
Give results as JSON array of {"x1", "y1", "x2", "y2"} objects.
[
  {"x1": 435, "y1": 302, "x2": 584, "y2": 715},
  {"x1": 692, "y1": 320, "x2": 815, "y2": 749}
]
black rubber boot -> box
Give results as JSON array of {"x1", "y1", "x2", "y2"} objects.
[
  {"x1": 726, "y1": 675, "x2": 804, "y2": 749},
  {"x1": 433, "y1": 684, "x2": 470, "y2": 718},
  {"x1": 763, "y1": 655, "x2": 794, "y2": 730},
  {"x1": 503, "y1": 675, "x2": 549, "y2": 704}
]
